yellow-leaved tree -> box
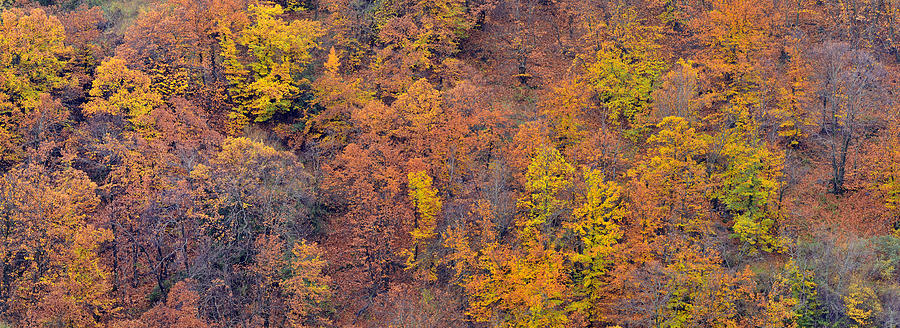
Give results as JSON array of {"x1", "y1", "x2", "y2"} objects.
[
  {"x1": 463, "y1": 146, "x2": 573, "y2": 328},
  {"x1": 578, "y1": 6, "x2": 665, "y2": 128},
  {"x1": 0, "y1": 8, "x2": 69, "y2": 112},
  {"x1": 0, "y1": 165, "x2": 113, "y2": 326},
  {"x1": 844, "y1": 281, "x2": 882, "y2": 328},
  {"x1": 0, "y1": 8, "x2": 70, "y2": 166},
  {"x1": 567, "y1": 168, "x2": 624, "y2": 323},
  {"x1": 83, "y1": 57, "x2": 163, "y2": 134},
  {"x1": 628, "y1": 116, "x2": 711, "y2": 232},
  {"x1": 405, "y1": 170, "x2": 442, "y2": 278},
  {"x1": 710, "y1": 117, "x2": 786, "y2": 254},
  {"x1": 518, "y1": 146, "x2": 575, "y2": 238},
  {"x1": 283, "y1": 240, "x2": 333, "y2": 328},
  {"x1": 219, "y1": 4, "x2": 323, "y2": 133}
]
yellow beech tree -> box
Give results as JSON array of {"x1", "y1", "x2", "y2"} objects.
[
  {"x1": 577, "y1": 6, "x2": 665, "y2": 127},
  {"x1": 219, "y1": 4, "x2": 323, "y2": 132},
  {"x1": 711, "y1": 121, "x2": 786, "y2": 254},
  {"x1": 83, "y1": 57, "x2": 163, "y2": 132},
  {"x1": 464, "y1": 230, "x2": 570, "y2": 328},
  {"x1": 844, "y1": 282, "x2": 882, "y2": 328},
  {"x1": 0, "y1": 8, "x2": 70, "y2": 166},
  {"x1": 405, "y1": 170, "x2": 442, "y2": 275},
  {"x1": 0, "y1": 8, "x2": 69, "y2": 112},
  {"x1": 460, "y1": 148, "x2": 575, "y2": 328},
  {"x1": 307, "y1": 46, "x2": 373, "y2": 153},
  {"x1": 628, "y1": 116, "x2": 711, "y2": 232},
  {"x1": 567, "y1": 168, "x2": 624, "y2": 323},
  {"x1": 0, "y1": 165, "x2": 112, "y2": 326},
  {"x1": 517, "y1": 145, "x2": 575, "y2": 239},
  {"x1": 283, "y1": 240, "x2": 333, "y2": 328}
]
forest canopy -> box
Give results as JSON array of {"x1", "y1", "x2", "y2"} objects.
[{"x1": 0, "y1": 0, "x2": 899, "y2": 327}]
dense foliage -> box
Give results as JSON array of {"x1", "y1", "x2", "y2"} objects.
[{"x1": 0, "y1": 0, "x2": 899, "y2": 327}]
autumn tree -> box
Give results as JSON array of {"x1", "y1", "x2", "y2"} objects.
[
  {"x1": 283, "y1": 241, "x2": 333, "y2": 327},
  {"x1": 771, "y1": 32, "x2": 814, "y2": 147},
  {"x1": 219, "y1": 3, "x2": 323, "y2": 132},
  {"x1": 873, "y1": 117, "x2": 900, "y2": 225},
  {"x1": 517, "y1": 146, "x2": 574, "y2": 238},
  {"x1": 83, "y1": 57, "x2": 163, "y2": 133},
  {"x1": 628, "y1": 116, "x2": 711, "y2": 231},
  {"x1": 459, "y1": 146, "x2": 574, "y2": 327},
  {"x1": 304, "y1": 47, "x2": 373, "y2": 154},
  {"x1": 691, "y1": 0, "x2": 778, "y2": 129},
  {"x1": 653, "y1": 59, "x2": 700, "y2": 120},
  {"x1": 190, "y1": 137, "x2": 318, "y2": 325},
  {"x1": 66, "y1": 93, "x2": 223, "y2": 317},
  {"x1": 111, "y1": 279, "x2": 210, "y2": 328},
  {"x1": 0, "y1": 164, "x2": 113, "y2": 326},
  {"x1": 461, "y1": 214, "x2": 571, "y2": 328},
  {"x1": 567, "y1": 168, "x2": 624, "y2": 323},
  {"x1": 404, "y1": 170, "x2": 442, "y2": 277},
  {"x1": 117, "y1": 0, "x2": 245, "y2": 97},
  {"x1": 0, "y1": 8, "x2": 69, "y2": 111},
  {"x1": 0, "y1": 7, "x2": 69, "y2": 167},
  {"x1": 369, "y1": 0, "x2": 474, "y2": 94},
  {"x1": 813, "y1": 43, "x2": 888, "y2": 194},
  {"x1": 709, "y1": 116, "x2": 786, "y2": 253},
  {"x1": 576, "y1": 6, "x2": 666, "y2": 127},
  {"x1": 612, "y1": 116, "x2": 756, "y2": 327},
  {"x1": 321, "y1": 141, "x2": 414, "y2": 322}
]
